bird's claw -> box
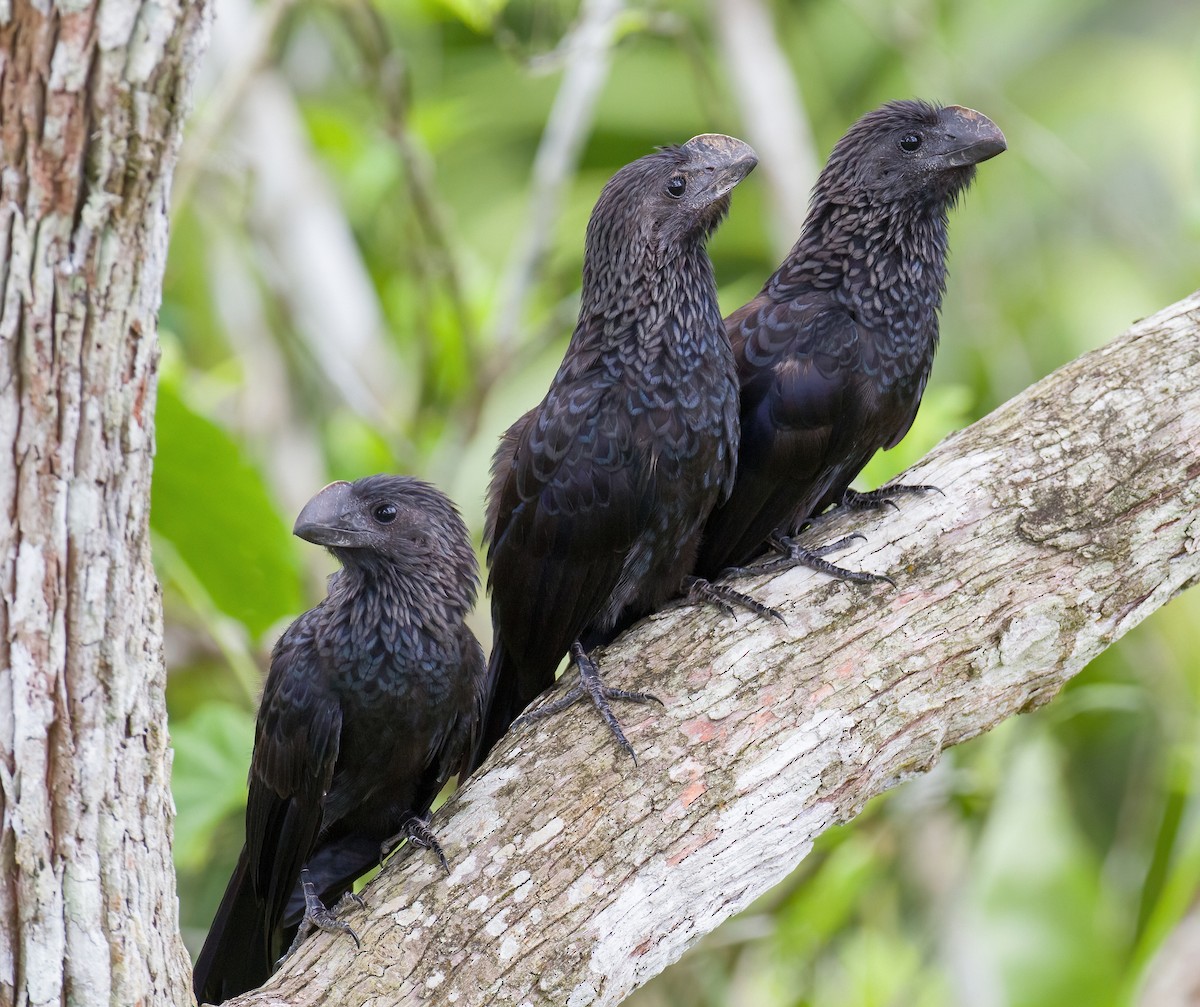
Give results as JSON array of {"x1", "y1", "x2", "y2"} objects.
[
  {"x1": 729, "y1": 532, "x2": 895, "y2": 587},
  {"x1": 380, "y1": 815, "x2": 450, "y2": 874},
  {"x1": 334, "y1": 890, "x2": 366, "y2": 912},
  {"x1": 281, "y1": 869, "x2": 362, "y2": 964},
  {"x1": 513, "y1": 684, "x2": 587, "y2": 726},
  {"x1": 517, "y1": 643, "x2": 662, "y2": 765},
  {"x1": 781, "y1": 532, "x2": 896, "y2": 587},
  {"x1": 684, "y1": 575, "x2": 785, "y2": 623},
  {"x1": 841, "y1": 482, "x2": 942, "y2": 511},
  {"x1": 805, "y1": 533, "x2": 867, "y2": 558}
]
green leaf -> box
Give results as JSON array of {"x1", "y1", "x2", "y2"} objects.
[
  {"x1": 171, "y1": 702, "x2": 255, "y2": 871},
  {"x1": 776, "y1": 831, "x2": 885, "y2": 954},
  {"x1": 430, "y1": 0, "x2": 508, "y2": 34},
  {"x1": 812, "y1": 928, "x2": 948, "y2": 1007},
  {"x1": 152, "y1": 382, "x2": 303, "y2": 639}
]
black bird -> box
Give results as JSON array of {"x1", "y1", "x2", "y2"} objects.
[
  {"x1": 466, "y1": 135, "x2": 758, "y2": 773},
  {"x1": 695, "y1": 101, "x2": 1006, "y2": 579},
  {"x1": 193, "y1": 476, "x2": 485, "y2": 1004}
]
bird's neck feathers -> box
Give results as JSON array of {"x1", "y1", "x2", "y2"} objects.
[
  {"x1": 325, "y1": 559, "x2": 469, "y2": 650},
  {"x1": 573, "y1": 223, "x2": 722, "y2": 359},
  {"x1": 777, "y1": 192, "x2": 955, "y2": 333}
]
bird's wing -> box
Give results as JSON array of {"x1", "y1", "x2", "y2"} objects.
[
  {"x1": 245, "y1": 612, "x2": 343, "y2": 945},
  {"x1": 417, "y1": 627, "x2": 487, "y2": 799},
  {"x1": 485, "y1": 378, "x2": 648, "y2": 711},
  {"x1": 881, "y1": 366, "x2": 930, "y2": 450},
  {"x1": 698, "y1": 295, "x2": 868, "y2": 573}
]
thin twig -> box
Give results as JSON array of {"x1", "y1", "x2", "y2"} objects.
[
  {"x1": 173, "y1": 0, "x2": 298, "y2": 213},
  {"x1": 428, "y1": 0, "x2": 628, "y2": 482},
  {"x1": 710, "y1": 0, "x2": 817, "y2": 257},
  {"x1": 488, "y1": 0, "x2": 626, "y2": 358},
  {"x1": 369, "y1": 29, "x2": 482, "y2": 374}
]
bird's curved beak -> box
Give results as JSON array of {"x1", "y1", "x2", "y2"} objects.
[
  {"x1": 683, "y1": 133, "x2": 759, "y2": 199},
  {"x1": 294, "y1": 480, "x2": 363, "y2": 547},
  {"x1": 939, "y1": 106, "x2": 1007, "y2": 167}
]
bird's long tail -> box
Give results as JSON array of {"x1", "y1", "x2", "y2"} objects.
[
  {"x1": 460, "y1": 638, "x2": 540, "y2": 778},
  {"x1": 192, "y1": 846, "x2": 274, "y2": 1005}
]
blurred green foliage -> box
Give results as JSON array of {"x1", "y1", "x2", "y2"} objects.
[
  {"x1": 159, "y1": 0, "x2": 1200, "y2": 1001},
  {"x1": 154, "y1": 382, "x2": 304, "y2": 642}
]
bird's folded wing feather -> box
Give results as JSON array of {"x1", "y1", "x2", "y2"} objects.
[
  {"x1": 246, "y1": 617, "x2": 343, "y2": 940},
  {"x1": 487, "y1": 382, "x2": 650, "y2": 693},
  {"x1": 699, "y1": 297, "x2": 865, "y2": 571}
]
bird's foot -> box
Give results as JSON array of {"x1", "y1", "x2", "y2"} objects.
[
  {"x1": 334, "y1": 890, "x2": 367, "y2": 912},
  {"x1": 840, "y1": 482, "x2": 942, "y2": 512},
  {"x1": 683, "y1": 575, "x2": 784, "y2": 623},
  {"x1": 281, "y1": 868, "x2": 361, "y2": 964},
  {"x1": 380, "y1": 814, "x2": 450, "y2": 874},
  {"x1": 729, "y1": 532, "x2": 894, "y2": 587},
  {"x1": 797, "y1": 482, "x2": 943, "y2": 539},
  {"x1": 515, "y1": 642, "x2": 662, "y2": 765}
]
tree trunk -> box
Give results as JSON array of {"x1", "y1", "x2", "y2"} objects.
[
  {"x1": 0, "y1": 3, "x2": 210, "y2": 1004},
  {"x1": 224, "y1": 291, "x2": 1200, "y2": 1006}
]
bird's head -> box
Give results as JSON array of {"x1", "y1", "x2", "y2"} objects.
[
  {"x1": 293, "y1": 475, "x2": 477, "y2": 598},
  {"x1": 821, "y1": 100, "x2": 1006, "y2": 208},
  {"x1": 585, "y1": 133, "x2": 758, "y2": 260}
]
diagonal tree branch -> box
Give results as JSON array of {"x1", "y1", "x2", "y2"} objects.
[{"x1": 221, "y1": 290, "x2": 1200, "y2": 1006}]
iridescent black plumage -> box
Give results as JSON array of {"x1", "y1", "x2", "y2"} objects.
[
  {"x1": 193, "y1": 476, "x2": 484, "y2": 1004},
  {"x1": 695, "y1": 101, "x2": 1006, "y2": 577},
  {"x1": 466, "y1": 135, "x2": 757, "y2": 772}
]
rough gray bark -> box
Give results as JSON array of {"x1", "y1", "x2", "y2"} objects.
[
  {"x1": 223, "y1": 291, "x2": 1200, "y2": 1006},
  {"x1": 0, "y1": 3, "x2": 210, "y2": 1005}
]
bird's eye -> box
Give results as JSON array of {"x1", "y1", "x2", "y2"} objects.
[
  {"x1": 899, "y1": 133, "x2": 922, "y2": 153},
  {"x1": 372, "y1": 503, "x2": 398, "y2": 524},
  {"x1": 666, "y1": 176, "x2": 687, "y2": 198}
]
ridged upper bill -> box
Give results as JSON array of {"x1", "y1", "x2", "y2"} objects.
[{"x1": 940, "y1": 106, "x2": 1007, "y2": 166}]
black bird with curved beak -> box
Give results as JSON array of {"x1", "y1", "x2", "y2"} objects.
[
  {"x1": 468, "y1": 134, "x2": 758, "y2": 773},
  {"x1": 695, "y1": 101, "x2": 1006, "y2": 581},
  {"x1": 193, "y1": 476, "x2": 485, "y2": 1004}
]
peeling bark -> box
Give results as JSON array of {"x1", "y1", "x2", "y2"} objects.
[
  {"x1": 225, "y1": 292, "x2": 1200, "y2": 1007},
  {"x1": 0, "y1": 3, "x2": 210, "y2": 1005}
]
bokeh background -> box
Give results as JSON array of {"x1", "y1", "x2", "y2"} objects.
[{"x1": 162, "y1": 1, "x2": 1200, "y2": 1003}]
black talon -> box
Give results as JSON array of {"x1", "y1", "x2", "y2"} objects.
[
  {"x1": 728, "y1": 531, "x2": 893, "y2": 587},
  {"x1": 380, "y1": 814, "x2": 450, "y2": 874},
  {"x1": 335, "y1": 890, "x2": 366, "y2": 912},
  {"x1": 515, "y1": 642, "x2": 662, "y2": 765},
  {"x1": 281, "y1": 868, "x2": 361, "y2": 964},
  {"x1": 798, "y1": 483, "x2": 943, "y2": 538},
  {"x1": 776, "y1": 531, "x2": 896, "y2": 587},
  {"x1": 513, "y1": 684, "x2": 587, "y2": 726},
  {"x1": 684, "y1": 575, "x2": 785, "y2": 623},
  {"x1": 805, "y1": 533, "x2": 867, "y2": 557},
  {"x1": 842, "y1": 483, "x2": 942, "y2": 511}
]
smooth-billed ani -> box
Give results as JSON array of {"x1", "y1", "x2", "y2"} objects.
[
  {"x1": 466, "y1": 135, "x2": 757, "y2": 772},
  {"x1": 695, "y1": 101, "x2": 1006, "y2": 579},
  {"x1": 193, "y1": 476, "x2": 485, "y2": 1004}
]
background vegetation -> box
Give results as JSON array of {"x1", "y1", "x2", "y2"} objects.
[{"x1": 161, "y1": 1, "x2": 1200, "y2": 1003}]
